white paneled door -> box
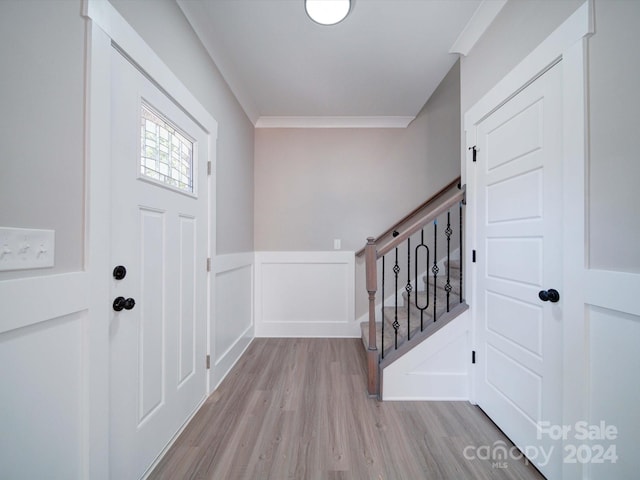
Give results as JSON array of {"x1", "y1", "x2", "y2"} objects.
[
  {"x1": 473, "y1": 64, "x2": 563, "y2": 478},
  {"x1": 109, "y1": 49, "x2": 209, "y2": 479}
]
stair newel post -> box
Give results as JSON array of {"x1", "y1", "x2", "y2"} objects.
[{"x1": 364, "y1": 237, "x2": 379, "y2": 396}]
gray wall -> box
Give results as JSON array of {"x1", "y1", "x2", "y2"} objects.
[
  {"x1": 460, "y1": 0, "x2": 583, "y2": 114},
  {"x1": 254, "y1": 61, "x2": 461, "y2": 253},
  {"x1": 461, "y1": 0, "x2": 640, "y2": 273},
  {"x1": 0, "y1": 0, "x2": 86, "y2": 279},
  {"x1": 588, "y1": 0, "x2": 640, "y2": 272},
  {"x1": 110, "y1": 0, "x2": 255, "y2": 255}
]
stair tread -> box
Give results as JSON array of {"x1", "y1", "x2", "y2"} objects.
[
  {"x1": 362, "y1": 298, "x2": 465, "y2": 356},
  {"x1": 360, "y1": 301, "x2": 467, "y2": 359}
]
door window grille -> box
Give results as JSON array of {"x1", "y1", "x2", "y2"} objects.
[{"x1": 140, "y1": 103, "x2": 194, "y2": 193}]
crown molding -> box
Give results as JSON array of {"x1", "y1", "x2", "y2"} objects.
[
  {"x1": 255, "y1": 116, "x2": 415, "y2": 129},
  {"x1": 449, "y1": 0, "x2": 508, "y2": 56}
]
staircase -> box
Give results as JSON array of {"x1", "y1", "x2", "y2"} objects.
[
  {"x1": 356, "y1": 178, "x2": 468, "y2": 398},
  {"x1": 360, "y1": 259, "x2": 465, "y2": 360}
]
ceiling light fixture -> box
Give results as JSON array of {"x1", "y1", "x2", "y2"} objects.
[{"x1": 305, "y1": 0, "x2": 351, "y2": 26}]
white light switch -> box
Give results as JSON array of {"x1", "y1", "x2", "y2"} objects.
[
  {"x1": 333, "y1": 238, "x2": 341, "y2": 250},
  {"x1": 0, "y1": 227, "x2": 55, "y2": 271}
]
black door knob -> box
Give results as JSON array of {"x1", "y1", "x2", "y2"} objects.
[
  {"x1": 124, "y1": 298, "x2": 136, "y2": 310},
  {"x1": 113, "y1": 265, "x2": 127, "y2": 280},
  {"x1": 538, "y1": 289, "x2": 560, "y2": 303},
  {"x1": 113, "y1": 296, "x2": 136, "y2": 311}
]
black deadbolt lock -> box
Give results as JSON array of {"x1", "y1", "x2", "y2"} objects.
[{"x1": 113, "y1": 265, "x2": 127, "y2": 280}]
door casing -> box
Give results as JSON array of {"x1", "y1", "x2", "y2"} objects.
[
  {"x1": 84, "y1": 1, "x2": 218, "y2": 477},
  {"x1": 463, "y1": 3, "x2": 591, "y2": 479}
]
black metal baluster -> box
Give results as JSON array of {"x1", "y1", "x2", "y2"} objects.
[
  {"x1": 405, "y1": 238, "x2": 412, "y2": 341},
  {"x1": 381, "y1": 255, "x2": 385, "y2": 359},
  {"x1": 459, "y1": 201, "x2": 463, "y2": 303},
  {"x1": 445, "y1": 211, "x2": 453, "y2": 312},
  {"x1": 393, "y1": 248, "x2": 400, "y2": 349},
  {"x1": 415, "y1": 229, "x2": 429, "y2": 332},
  {"x1": 432, "y1": 219, "x2": 439, "y2": 322}
]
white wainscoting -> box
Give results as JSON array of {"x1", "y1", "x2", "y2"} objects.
[
  {"x1": 255, "y1": 251, "x2": 358, "y2": 337},
  {"x1": 582, "y1": 269, "x2": 640, "y2": 480},
  {"x1": 381, "y1": 310, "x2": 470, "y2": 401},
  {"x1": 210, "y1": 252, "x2": 254, "y2": 391},
  {"x1": 0, "y1": 272, "x2": 89, "y2": 479}
]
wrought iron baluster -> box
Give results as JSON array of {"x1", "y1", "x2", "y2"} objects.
[
  {"x1": 415, "y1": 229, "x2": 429, "y2": 331},
  {"x1": 381, "y1": 256, "x2": 385, "y2": 359},
  {"x1": 393, "y1": 248, "x2": 400, "y2": 349},
  {"x1": 459, "y1": 201, "x2": 463, "y2": 303},
  {"x1": 432, "y1": 219, "x2": 438, "y2": 322},
  {"x1": 405, "y1": 238, "x2": 412, "y2": 341},
  {"x1": 445, "y1": 211, "x2": 453, "y2": 312}
]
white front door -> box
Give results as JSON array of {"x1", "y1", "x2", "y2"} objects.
[
  {"x1": 472, "y1": 63, "x2": 563, "y2": 478},
  {"x1": 109, "y1": 49, "x2": 209, "y2": 479}
]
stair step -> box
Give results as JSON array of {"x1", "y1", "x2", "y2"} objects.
[
  {"x1": 361, "y1": 301, "x2": 468, "y2": 361},
  {"x1": 361, "y1": 299, "x2": 463, "y2": 357}
]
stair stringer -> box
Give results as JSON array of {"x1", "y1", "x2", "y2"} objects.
[{"x1": 380, "y1": 308, "x2": 471, "y2": 401}]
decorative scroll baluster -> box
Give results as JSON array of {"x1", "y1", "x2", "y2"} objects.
[
  {"x1": 393, "y1": 248, "x2": 400, "y2": 349},
  {"x1": 445, "y1": 211, "x2": 453, "y2": 312},
  {"x1": 415, "y1": 229, "x2": 429, "y2": 332},
  {"x1": 432, "y1": 219, "x2": 439, "y2": 322},
  {"x1": 405, "y1": 238, "x2": 412, "y2": 341},
  {"x1": 358, "y1": 178, "x2": 466, "y2": 398}
]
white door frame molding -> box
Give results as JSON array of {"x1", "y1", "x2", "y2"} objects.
[
  {"x1": 83, "y1": 1, "x2": 217, "y2": 477},
  {"x1": 464, "y1": 3, "x2": 592, "y2": 479}
]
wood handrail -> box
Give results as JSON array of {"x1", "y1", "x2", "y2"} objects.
[
  {"x1": 355, "y1": 176, "x2": 461, "y2": 257},
  {"x1": 376, "y1": 186, "x2": 464, "y2": 258}
]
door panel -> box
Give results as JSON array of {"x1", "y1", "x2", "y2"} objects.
[
  {"x1": 109, "y1": 48, "x2": 208, "y2": 479},
  {"x1": 474, "y1": 64, "x2": 563, "y2": 478}
]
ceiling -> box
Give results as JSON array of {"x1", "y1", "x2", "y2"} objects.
[{"x1": 177, "y1": 0, "x2": 505, "y2": 127}]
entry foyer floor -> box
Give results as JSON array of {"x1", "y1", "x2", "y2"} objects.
[{"x1": 149, "y1": 338, "x2": 544, "y2": 479}]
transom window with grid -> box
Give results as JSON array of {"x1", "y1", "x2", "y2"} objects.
[{"x1": 140, "y1": 102, "x2": 194, "y2": 193}]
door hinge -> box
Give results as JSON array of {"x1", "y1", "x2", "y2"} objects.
[
  {"x1": 472, "y1": 250, "x2": 476, "y2": 263},
  {"x1": 206, "y1": 257, "x2": 211, "y2": 272},
  {"x1": 207, "y1": 161, "x2": 212, "y2": 175},
  {"x1": 469, "y1": 145, "x2": 477, "y2": 162},
  {"x1": 472, "y1": 351, "x2": 476, "y2": 364},
  {"x1": 206, "y1": 354, "x2": 211, "y2": 369}
]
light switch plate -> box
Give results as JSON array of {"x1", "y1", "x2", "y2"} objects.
[{"x1": 0, "y1": 227, "x2": 55, "y2": 271}]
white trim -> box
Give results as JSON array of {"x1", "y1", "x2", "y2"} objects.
[
  {"x1": 255, "y1": 116, "x2": 415, "y2": 129},
  {"x1": 464, "y1": 2, "x2": 592, "y2": 127},
  {"x1": 463, "y1": 3, "x2": 592, "y2": 478},
  {"x1": 210, "y1": 252, "x2": 255, "y2": 392},
  {"x1": 83, "y1": 1, "x2": 219, "y2": 477},
  {"x1": 213, "y1": 251, "x2": 254, "y2": 274},
  {"x1": 584, "y1": 269, "x2": 640, "y2": 317},
  {"x1": 382, "y1": 310, "x2": 471, "y2": 401},
  {"x1": 254, "y1": 251, "x2": 358, "y2": 337},
  {"x1": 0, "y1": 273, "x2": 88, "y2": 335},
  {"x1": 449, "y1": 0, "x2": 508, "y2": 56},
  {"x1": 84, "y1": 0, "x2": 218, "y2": 139}
]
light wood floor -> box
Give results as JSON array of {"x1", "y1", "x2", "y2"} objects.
[{"x1": 149, "y1": 338, "x2": 544, "y2": 479}]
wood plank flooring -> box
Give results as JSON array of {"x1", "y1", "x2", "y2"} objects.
[{"x1": 149, "y1": 338, "x2": 544, "y2": 480}]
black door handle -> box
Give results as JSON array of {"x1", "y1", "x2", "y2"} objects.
[
  {"x1": 113, "y1": 296, "x2": 136, "y2": 311},
  {"x1": 538, "y1": 289, "x2": 560, "y2": 303}
]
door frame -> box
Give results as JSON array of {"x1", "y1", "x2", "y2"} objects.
[
  {"x1": 463, "y1": 2, "x2": 591, "y2": 479},
  {"x1": 83, "y1": 1, "x2": 218, "y2": 478}
]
